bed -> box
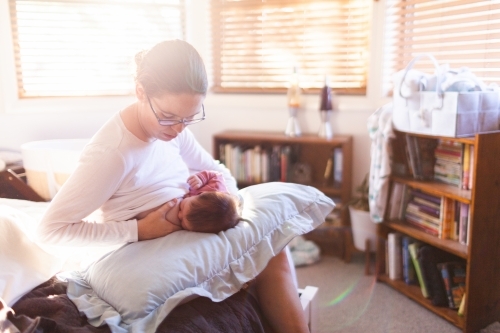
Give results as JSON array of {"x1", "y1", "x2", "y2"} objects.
[{"x1": 0, "y1": 169, "x2": 325, "y2": 333}]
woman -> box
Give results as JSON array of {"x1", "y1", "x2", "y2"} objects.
[{"x1": 36, "y1": 39, "x2": 309, "y2": 333}]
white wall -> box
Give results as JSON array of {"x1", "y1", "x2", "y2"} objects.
[{"x1": 0, "y1": 0, "x2": 390, "y2": 190}]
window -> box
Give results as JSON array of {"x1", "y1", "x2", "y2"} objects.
[
  {"x1": 384, "y1": 0, "x2": 500, "y2": 95},
  {"x1": 9, "y1": 0, "x2": 185, "y2": 98},
  {"x1": 210, "y1": 0, "x2": 372, "y2": 94}
]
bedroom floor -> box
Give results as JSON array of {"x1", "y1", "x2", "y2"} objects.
[{"x1": 295, "y1": 253, "x2": 462, "y2": 333}]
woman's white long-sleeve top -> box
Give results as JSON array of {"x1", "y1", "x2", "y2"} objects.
[{"x1": 36, "y1": 112, "x2": 237, "y2": 247}]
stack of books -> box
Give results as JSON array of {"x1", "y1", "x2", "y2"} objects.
[
  {"x1": 404, "y1": 189, "x2": 442, "y2": 237},
  {"x1": 433, "y1": 140, "x2": 464, "y2": 188},
  {"x1": 386, "y1": 236, "x2": 467, "y2": 312},
  {"x1": 219, "y1": 143, "x2": 298, "y2": 184},
  {"x1": 404, "y1": 135, "x2": 437, "y2": 180}
]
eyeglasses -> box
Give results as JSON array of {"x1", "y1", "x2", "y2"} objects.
[{"x1": 147, "y1": 96, "x2": 205, "y2": 126}]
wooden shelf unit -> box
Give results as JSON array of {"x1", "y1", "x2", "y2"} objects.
[
  {"x1": 212, "y1": 130, "x2": 353, "y2": 226},
  {"x1": 376, "y1": 130, "x2": 500, "y2": 333}
]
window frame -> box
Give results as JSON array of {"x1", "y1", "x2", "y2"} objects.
[
  {"x1": 0, "y1": 0, "x2": 390, "y2": 116},
  {"x1": 209, "y1": 0, "x2": 372, "y2": 96}
]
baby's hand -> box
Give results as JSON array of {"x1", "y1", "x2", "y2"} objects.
[{"x1": 187, "y1": 174, "x2": 202, "y2": 190}]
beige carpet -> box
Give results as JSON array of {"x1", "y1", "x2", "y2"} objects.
[{"x1": 295, "y1": 253, "x2": 462, "y2": 333}]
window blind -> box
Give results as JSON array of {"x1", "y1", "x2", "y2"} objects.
[
  {"x1": 210, "y1": 0, "x2": 372, "y2": 94},
  {"x1": 384, "y1": 0, "x2": 500, "y2": 95},
  {"x1": 9, "y1": 0, "x2": 185, "y2": 98}
]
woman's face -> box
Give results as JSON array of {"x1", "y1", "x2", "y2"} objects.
[{"x1": 141, "y1": 92, "x2": 205, "y2": 142}]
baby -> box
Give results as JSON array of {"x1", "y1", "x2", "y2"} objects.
[{"x1": 135, "y1": 170, "x2": 242, "y2": 233}]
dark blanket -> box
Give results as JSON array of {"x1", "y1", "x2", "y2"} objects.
[{"x1": 6, "y1": 277, "x2": 274, "y2": 333}]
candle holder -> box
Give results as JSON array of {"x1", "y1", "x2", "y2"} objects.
[
  {"x1": 318, "y1": 110, "x2": 333, "y2": 139},
  {"x1": 318, "y1": 75, "x2": 334, "y2": 139},
  {"x1": 285, "y1": 106, "x2": 301, "y2": 137}
]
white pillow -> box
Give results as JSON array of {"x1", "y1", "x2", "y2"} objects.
[
  {"x1": 65, "y1": 182, "x2": 335, "y2": 333},
  {"x1": 0, "y1": 200, "x2": 64, "y2": 306}
]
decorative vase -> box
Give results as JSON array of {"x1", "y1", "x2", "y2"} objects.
[
  {"x1": 318, "y1": 110, "x2": 333, "y2": 139},
  {"x1": 285, "y1": 106, "x2": 301, "y2": 137},
  {"x1": 348, "y1": 206, "x2": 377, "y2": 252},
  {"x1": 318, "y1": 75, "x2": 334, "y2": 139},
  {"x1": 285, "y1": 66, "x2": 302, "y2": 137}
]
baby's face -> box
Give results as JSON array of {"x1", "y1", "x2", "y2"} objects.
[{"x1": 178, "y1": 196, "x2": 196, "y2": 231}]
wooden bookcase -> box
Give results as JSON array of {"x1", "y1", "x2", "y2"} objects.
[
  {"x1": 212, "y1": 130, "x2": 353, "y2": 227},
  {"x1": 376, "y1": 130, "x2": 500, "y2": 333}
]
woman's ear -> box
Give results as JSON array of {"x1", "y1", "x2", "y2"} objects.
[{"x1": 136, "y1": 83, "x2": 147, "y2": 102}]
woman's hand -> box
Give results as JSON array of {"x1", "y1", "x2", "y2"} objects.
[{"x1": 137, "y1": 199, "x2": 182, "y2": 241}]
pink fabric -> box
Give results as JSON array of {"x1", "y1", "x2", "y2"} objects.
[{"x1": 186, "y1": 171, "x2": 228, "y2": 197}]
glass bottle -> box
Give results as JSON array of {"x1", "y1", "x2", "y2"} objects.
[
  {"x1": 285, "y1": 66, "x2": 302, "y2": 137},
  {"x1": 318, "y1": 75, "x2": 334, "y2": 139}
]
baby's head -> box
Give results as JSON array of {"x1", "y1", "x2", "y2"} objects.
[{"x1": 178, "y1": 192, "x2": 241, "y2": 233}]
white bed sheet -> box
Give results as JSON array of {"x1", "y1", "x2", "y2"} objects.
[{"x1": 0, "y1": 198, "x2": 119, "y2": 306}]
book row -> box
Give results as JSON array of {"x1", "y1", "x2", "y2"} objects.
[
  {"x1": 399, "y1": 135, "x2": 475, "y2": 190},
  {"x1": 388, "y1": 182, "x2": 470, "y2": 244},
  {"x1": 386, "y1": 233, "x2": 466, "y2": 314},
  {"x1": 217, "y1": 143, "x2": 344, "y2": 187}
]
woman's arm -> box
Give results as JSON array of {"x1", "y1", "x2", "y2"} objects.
[{"x1": 36, "y1": 145, "x2": 135, "y2": 247}]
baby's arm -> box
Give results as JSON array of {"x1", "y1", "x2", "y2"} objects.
[
  {"x1": 187, "y1": 174, "x2": 204, "y2": 190},
  {"x1": 187, "y1": 170, "x2": 225, "y2": 191}
]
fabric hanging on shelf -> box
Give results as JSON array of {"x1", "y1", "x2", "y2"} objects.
[{"x1": 367, "y1": 102, "x2": 395, "y2": 223}]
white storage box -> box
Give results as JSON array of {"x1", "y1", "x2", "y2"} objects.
[
  {"x1": 393, "y1": 54, "x2": 500, "y2": 137},
  {"x1": 21, "y1": 139, "x2": 89, "y2": 200}
]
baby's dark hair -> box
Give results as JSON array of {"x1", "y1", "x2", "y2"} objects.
[{"x1": 185, "y1": 192, "x2": 241, "y2": 233}]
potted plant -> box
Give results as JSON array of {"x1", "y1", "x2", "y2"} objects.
[{"x1": 347, "y1": 174, "x2": 377, "y2": 252}]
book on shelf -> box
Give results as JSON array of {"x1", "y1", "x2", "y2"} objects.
[
  {"x1": 458, "y1": 202, "x2": 470, "y2": 245},
  {"x1": 451, "y1": 201, "x2": 461, "y2": 241},
  {"x1": 323, "y1": 157, "x2": 333, "y2": 184},
  {"x1": 411, "y1": 189, "x2": 441, "y2": 206},
  {"x1": 388, "y1": 182, "x2": 407, "y2": 220},
  {"x1": 440, "y1": 197, "x2": 455, "y2": 240},
  {"x1": 403, "y1": 189, "x2": 442, "y2": 237},
  {"x1": 280, "y1": 146, "x2": 291, "y2": 182},
  {"x1": 405, "y1": 134, "x2": 419, "y2": 178},
  {"x1": 461, "y1": 143, "x2": 470, "y2": 190},
  {"x1": 408, "y1": 242, "x2": 429, "y2": 298},
  {"x1": 252, "y1": 145, "x2": 262, "y2": 183},
  {"x1": 468, "y1": 145, "x2": 474, "y2": 190},
  {"x1": 405, "y1": 215, "x2": 439, "y2": 237},
  {"x1": 224, "y1": 143, "x2": 232, "y2": 173},
  {"x1": 333, "y1": 147, "x2": 343, "y2": 188},
  {"x1": 434, "y1": 139, "x2": 465, "y2": 188},
  {"x1": 417, "y1": 245, "x2": 456, "y2": 307},
  {"x1": 218, "y1": 144, "x2": 225, "y2": 165},
  {"x1": 458, "y1": 292, "x2": 466, "y2": 316},
  {"x1": 401, "y1": 236, "x2": 417, "y2": 285},
  {"x1": 388, "y1": 232, "x2": 403, "y2": 280},
  {"x1": 270, "y1": 145, "x2": 281, "y2": 182},
  {"x1": 438, "y1": 261, "x2": 466, "y2": 309},
  {"x1": 404, "y1": 134, "x2": 436, "y2": 180},
  {"x1": 260, "y1": 148, "x2": 270, "y2": 183}
]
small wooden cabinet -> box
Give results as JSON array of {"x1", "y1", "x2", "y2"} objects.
[
  {"x1": 376, "y1": 130, "x2": 500, "y2": 333},
  {"x1": 212, "y1": 130, "x2": 353, "y2": 258},
  {"x1": 0, "y1": 167, "x2": 45, "y2": 202}
]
